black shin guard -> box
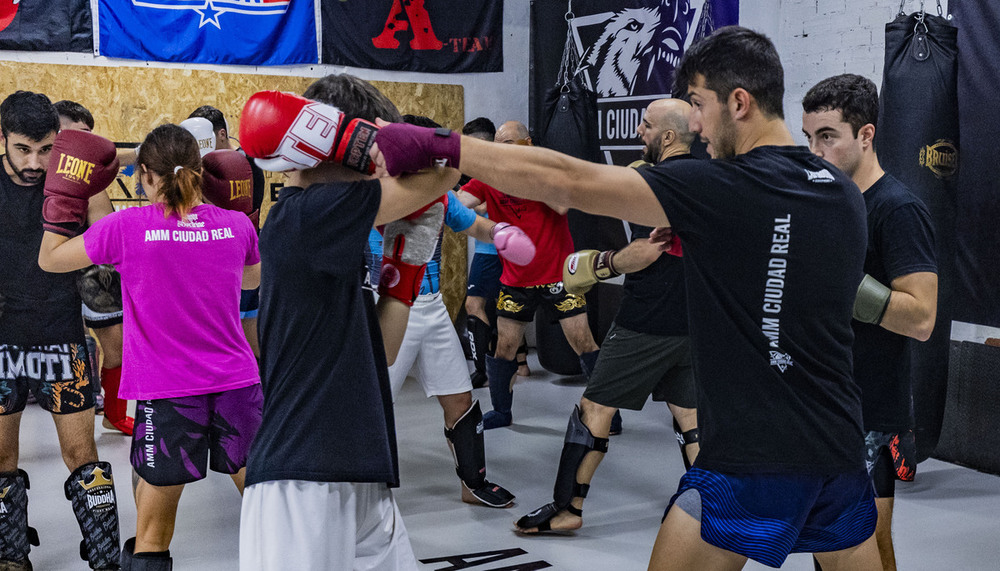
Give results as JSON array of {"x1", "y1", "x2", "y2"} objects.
[
  {"x1": 445, "y1": 400, "x2": 514, "y2": 507},
  {"x1": 672, "y1": 418, "x2": 699, "y2": 471},
  {"x1": 553, "y1": 406, "x2": 608, "y2": 507},
  {"x1": 0, "y1": 470, "x2": 37, "y2": 566},
  {"x1": 578, "y1": 350, "x2": 600, "y2": 379},
  {"x1": 65, "y1": 462, "x2": 121, "y2": 569},
  {"x1": 466, "y1": 316, "x2": 491, "y2": 374},
  {"x1": 516, "y1": 406, "x2": 608, "y2": 530},
  {"x1": 120, "y1": 538, "x2": 172, "y2": 571}
]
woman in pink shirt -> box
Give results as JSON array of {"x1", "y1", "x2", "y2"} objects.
[{"x1": 40, "y1": 123, "x2": 261, "y2": 570}]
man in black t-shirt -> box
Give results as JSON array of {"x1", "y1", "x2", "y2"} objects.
[
  {"x1": 803, "y1": 74, "x2": 938, "y2": 571},
  {"x1": 239, "y1": 75, "x2": 459, "y2": 571},
  {"x1": 0, "y1": 91, "x2": 122, "y2": 571},
  {"x1": 372, "y1": 26, "x2": 883, "y2": 570},
  {"x1": 515, "y1": 98, "x2": 700, "y2": 535}
]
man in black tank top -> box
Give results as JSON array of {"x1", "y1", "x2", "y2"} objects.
[
  {"x1": 0, "y1": 91, "x2": 122, "y2": 570},
  {"x1": 803, "y1": 73, "x2": 938, "y2": 571}
]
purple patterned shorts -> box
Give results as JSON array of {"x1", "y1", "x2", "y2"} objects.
[{"x1": 131, "y1": 383, "x2": 263, "y2": 486}]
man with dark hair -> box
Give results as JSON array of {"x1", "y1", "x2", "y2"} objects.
[
  {"x1": 515, "y1": 98, "x2": 700, "y2": 535},
  {"x1": 803, "y1": 73, "x2": 938, "y2": 571},
  {"x1": 238, "y1": 74, "x2": 459, "y2": 570},
  {"x1": 54, "y1": 99, "x2": 134, "y2": 436},
  {"x1": 0, "y1": 91, "x2": 122, "y2": 570},
  {"x1": 461, "y1": 116, "x2": 496, "y2": 140},
  {"x1": 372, "y1": 26, "x2": 883, "y2": 569}
]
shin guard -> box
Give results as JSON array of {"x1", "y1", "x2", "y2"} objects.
[
  {"x1": 120, "y1": 538, "x2": 172, "y2": 571},
  {"x1": 0, "y1": 470, "x2": 37, "y2": 566},
  {"x1": 553, "y1": 406, "x2": 608, "y2": 507},
  {"x1": 466, "y1": 316, "x2": 491, "y2": 388},
  {"x1": 483, "y1": 355, "x2": 518, "y2": 429},
  {"x1": 578, "y1": 350, "x2": 600, "y2": 379},
  {"x1": 672, "y1": 418, "x2": 699, "y2": 471},
  {"x1": 65, "y1": 462, "x2": 121, "y2": 569},
  {"x1": 445, "y1": 400, "x2": 514, "y2": 507},
  {"x1": 101, "y1": 367, "x2": 134, "y2": 436}
]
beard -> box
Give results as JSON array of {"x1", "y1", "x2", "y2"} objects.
[
  {"x1": 710, "y1": 108, "x2": 738, "y2": 159},
  {"x1": 4, "y1": 146, "x2": 45, "y2": 185},
  {"x1": 642, "y1": 138, "x2": 662, "y2": 163}
]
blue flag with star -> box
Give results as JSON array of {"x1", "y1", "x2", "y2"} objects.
[{"x1": 97, "y1": 0, "x2": 317, "y2": 65}]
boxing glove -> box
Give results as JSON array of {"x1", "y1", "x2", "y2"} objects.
[
  {"x1": 491, "y1": 222, "x2": 535, "y2": 266},
  {"x1": 853, "y1": 274, "x2": 891, "y2": 324},
  {"x1": 375, "y1": 122, "x2": 461, "y2": 177},
  {"x1": 239, "y1": 91, "x2": 377, "y2": 174},
  {"x1": 202, "y1": 150, "x2": 253, "y2": 214},
  {"x1": 563, "y1": 249, "x2": 618, "y2": 295},
  {"x1": 649, "y1": 226, "x2": 683, "y2": 257},
  {"x1": 180, "y1": 117, "x2": 217, "y2": 157},
  {"x1": 43, "y1": 130, "x2": 120, "y2": 237},
  {"x1": 379, "y1": 196, "x2": 447, "y2": 306}
]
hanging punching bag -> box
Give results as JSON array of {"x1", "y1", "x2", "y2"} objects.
[
  {"x1": 534, "y1": 8, "x2": 626, "y2": 376},
  {"x1": 876, "y1": 7, "x2": 959, "y2": 462}
]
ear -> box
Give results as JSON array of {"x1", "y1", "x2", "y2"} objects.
[
  {"x1": 730, "y1": 88, "x2": 752, "y2": 120},
  {"x1": 662, "y1": 129, "x2": 676, "y2": 146},
  {"x1": 859, "y1": 123, "x2": 876, "y2": 150}
]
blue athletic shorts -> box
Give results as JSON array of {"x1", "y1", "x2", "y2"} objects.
[
  {"x1": 667, "y1": 465, "x2": 876, "y2": 568},
  {"x1": 466, "y1": 253, "x2": 502, "y2": 300}
]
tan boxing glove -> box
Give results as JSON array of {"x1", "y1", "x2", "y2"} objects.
[{"x1": 563, "y1": 249, "x2": 619, "y2": 295}]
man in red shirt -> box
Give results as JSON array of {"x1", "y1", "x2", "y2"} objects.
[{"x1": 458, "y1": 121, "x2": 599, "y2": 429}]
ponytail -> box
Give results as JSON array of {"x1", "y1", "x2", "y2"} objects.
[{"x1": 135, "y1": 123, "x2": 204, "y2": 219}]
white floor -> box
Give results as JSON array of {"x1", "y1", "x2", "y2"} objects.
[{"x1": 14, "y1": 353, "x2": 1000, "y2": 570}]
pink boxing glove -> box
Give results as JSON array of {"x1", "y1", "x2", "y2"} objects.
[
  {"x1": 375, "y1": 123, "x2": 461, "y2": 176},
  {"x1": 491, "y1": 222, "x2": 536, "y2": 266}
]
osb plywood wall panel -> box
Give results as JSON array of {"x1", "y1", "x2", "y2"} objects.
[{"x1": 1, "y1": 61, "x2": 469, "y2": 321}]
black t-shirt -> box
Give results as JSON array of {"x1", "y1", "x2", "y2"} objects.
[
  {"x1": 853, "y1": 173, "x2": 936, "y2": 432},
  {"x1": 639, "y1": 146, "x2": 867, "y2": 474},
  {"x1": 616, "y1": 155, "x2": 690, "y2": 337},
  {"x1": 246, "y1": 179, "x2": 400, "y2": 487},
  {"x1": 0, "y1": 162, "x2": 84, "y2": 345}
]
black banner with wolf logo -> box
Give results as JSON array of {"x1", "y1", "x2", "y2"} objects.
[{"x1": 530, "y1": 0, "x2": 737, "y2": 166}]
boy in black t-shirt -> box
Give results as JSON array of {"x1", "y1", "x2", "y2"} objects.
[
  {"x1": 803, "y1": 73, "x2": 938, "y2": 571},
  {"x1": 238, "y1": 75, "x2": 459, "y2": 571},
  {"x1": 372, "y1": 26, "x2": 884, "y2": 570}
]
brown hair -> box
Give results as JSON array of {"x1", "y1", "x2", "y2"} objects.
[{"x1": 137, "y1": 124, "x2": 203, "y2": 218}]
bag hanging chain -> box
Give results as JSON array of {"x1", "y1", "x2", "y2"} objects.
[
  {"x1": 897, "y1": 0, "x2": 944, "y2": 17},
  {"x1": 557, "y1": 0, "x2": 581, "y2": 92}
]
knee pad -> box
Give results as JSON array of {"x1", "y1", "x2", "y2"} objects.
[
  {"x1": 0, "y1": 470, "x2": 38, "y2": 565},
  {"x1": 553, "y1": 406, "x2": 608, "y2": 507},
  {"x1": 871, "y1": 448, "x2": 896, "y2": 498},
  {"x1": 672, "y1": 418, "x2": 699, "y2": 471},
  {"x1": 65, "y1": 462, "x2": 121, "y2": 569},
  {"x1": 121, "y1": 537, "x2": 172, "y2": 571},
  {"x1": 445, "y1": 400, "x2": 487, "y2": 490}
]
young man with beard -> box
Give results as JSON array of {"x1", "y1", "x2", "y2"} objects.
[{"x1": 372, "y1": 26, "x2": 883, "y2": 570}]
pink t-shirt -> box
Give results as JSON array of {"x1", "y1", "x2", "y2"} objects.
[{"x1": 84, "y1": 203, "x2": 260, "y2": 399}]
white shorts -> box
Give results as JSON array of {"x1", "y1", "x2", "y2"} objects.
[
  {"x1": 240, "y1": 480, "x2": 417, "y2": 571},
  {"x1": 387, "y1": 293, "x2": 472, "y2": 399}
]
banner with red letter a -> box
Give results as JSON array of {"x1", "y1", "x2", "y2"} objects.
[{"x1": 322, "y1": 0, "x2": 502, "y2": 73}]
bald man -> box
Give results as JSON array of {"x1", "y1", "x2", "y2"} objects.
[
  {"x1": 515, "y1": 99, "x2": 700, "y2": 534},
  {"x1": 457, "y1": 121, "x2": 600, "y2": 429}
]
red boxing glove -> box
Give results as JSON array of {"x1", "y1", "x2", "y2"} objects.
[
  {"x1": 42, "y1": 130, "x2": 120, "y2": 237},
  {"x1": 202, "y1": 150, "x2": 253, "y2": 215},
  {"x1": 649, "y1": 226, "x2": 683, "y2": 257},
  {"x1": 375, "y1": 123, "x2": 461, "y2": 177},
  {"x1": 491, "y1": 222, "x2": 536, "y2": 266},
  {"x1": 379, "y1": 196, "x2": 447, "y2": 306},
  {"x1": 240, "y1": 91, "x2": 377, "y2": 174}
]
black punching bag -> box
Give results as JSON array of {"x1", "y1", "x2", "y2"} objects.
[
  {"x1": 534, "y1": 11, "x2": 626, "y2": 376},
  {"x1": 876, "y1": 10, "x2": 959, "y2": 462}
]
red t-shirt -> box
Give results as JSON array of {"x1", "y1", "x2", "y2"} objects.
[{"x1": 461, "y1": 178, "x2": 574, "y2": 287}]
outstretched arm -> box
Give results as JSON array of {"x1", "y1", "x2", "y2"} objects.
[{"x1": 38, "y1": 232, "x2": 93, "y2": 273}]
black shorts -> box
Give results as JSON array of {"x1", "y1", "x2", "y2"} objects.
[
  {"x1": 583, "y1": 323, "x2": 695, "y2": 410},
  {"x1": 496, "y1": 282, "x2": 587, "y2": 322},
  {"x1": 0, "y1": 342, "x2": 95, "y2": 415},
  {"x1": 466, "y1": 253, "x2": 502, "y2": 300}
]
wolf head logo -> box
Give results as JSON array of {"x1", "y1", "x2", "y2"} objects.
[{"x1": 582, "y1": 8, "x2": 660, "y2": 97}]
